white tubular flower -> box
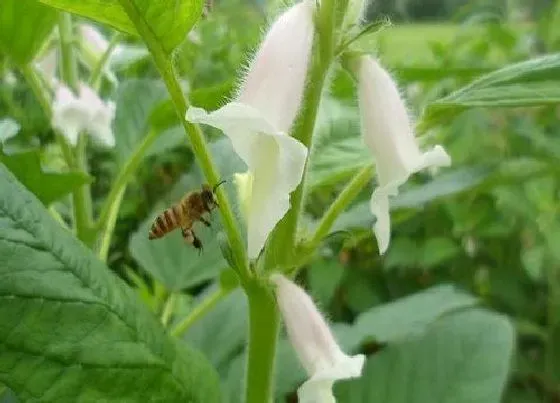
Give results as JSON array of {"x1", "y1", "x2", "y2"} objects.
[
  {"x1": 186, "y1": 0, "x2": 314, "y2": 258},
  {"x1": 357, "y1": 56, "x2": 451, "y2": 254},
  {"x1": 52, "y1": 84, "x2": 116, "y2": 147},
  {"x1": 272, "y1": 274, "x2": 365, "y2": 403}
]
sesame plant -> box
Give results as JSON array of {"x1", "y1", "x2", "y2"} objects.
[{"x1": 1, "y1": 0, "x2": 560, "y2": 402}]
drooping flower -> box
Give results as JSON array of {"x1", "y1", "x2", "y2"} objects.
[
  {"x1": 186, "y1": 0, "x2": 315, "y2": 259},
  {"x1": 52, "y1": 84, "x2": 116, "y2": 147},
  {"x1": 271, "y1": 274, "x2": 365, "y2": 403},
  {"x1": 356, "y1": 55, "x2": 451, "y2": 254}
]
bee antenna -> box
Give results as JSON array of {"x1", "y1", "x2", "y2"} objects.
[{"x1": 213, "y1": 180, "x2": 227, "y2": 193}]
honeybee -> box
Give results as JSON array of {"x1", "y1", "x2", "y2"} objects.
[{"x1": 148, "y1": 181, "x2": 226, "y2": 252}]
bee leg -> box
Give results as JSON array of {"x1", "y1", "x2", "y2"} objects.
[
  {"x1": 181, "y1": 227, "x2": 195, "y2": 244},
  {"x1": 200, "y1": 216, "x2": 211, "y2": 227},
  {"x1": 192, "y1": 233, "x2": 203, "y2": 255}
]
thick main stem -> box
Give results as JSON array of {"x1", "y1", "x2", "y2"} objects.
[{"x1": 245, "y1": 279, "x2": 280, "y2": 403}]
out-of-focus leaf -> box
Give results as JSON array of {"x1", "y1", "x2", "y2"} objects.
[
  {"x1": 422, "y1": 54, "x2": 560, "y2": 128},
  {"x1": 0, "y1": 0, "x2": 58, "y2": 64},
  {"x1": 182, "y1": 287, "x2": 248, "y2": 372},
  {"x1": 109, "y1": 44, "x2": 150, "y2": 71},
  {"x1": 0, "y1": 165, "x2": 222, "y2": 402},
  {"x1": 309, "y1": 98, "x2": 370, "y2": 189},
  {"x1": 114, "y1": 79, "x2": 185, "y2": 165},
  {"x1": 38, "y1": 0, "x2": 203, "y2": 55},
  {"x1": 391, "y1": 165, "x2": 493, "y2": 210},
  {"x1": 419, "y1": 237, "x2": 461, "y2": 268},
  {"x1": 335, "y1": 310, "x2": 514, "y2": 403},
  {"x1": 347, "y1": 284, "x2": 478, "y2": 347},
  {"x1": 307, "y1": 258, "x2": 345, "y2": 308},
  {"x1": 0, "y1": 149, "x2": 90, "y2": 206}
]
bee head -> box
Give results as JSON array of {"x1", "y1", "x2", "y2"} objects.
[{"x1": 201, "y1": 180, "x2": 226, "y2": 211}]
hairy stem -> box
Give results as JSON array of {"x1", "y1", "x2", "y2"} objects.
[
  {"x1": 171, "y1": 287, "x2": 231, "y2": 337},
  {"x1": 244, "y1": 279, "x2": 280, "y2": 403},
  {"x1": 96, "y1": 127, "x2": 159, "y2": 261},
  {"x1": 307, "y1": 164, "x2": 373, "y2": 250},
  {"x1": 117, "y1": 0, "x2": 251, "y2": 283}
]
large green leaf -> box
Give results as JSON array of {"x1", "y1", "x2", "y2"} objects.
[
  {"x1": 38, "y1": 0, "x2": 203, "y2": 55},
  {"x1": 0, "y1": 0, "x2": 58, "y2": 64},
  {"x1": 422, "y1": 53, "x2": 560, "y2": 128},
  {"x1": 0, "y1": 150, "x2": 91, "y2": 206},
  {"x1": 0, "y1": 165, "x2": 221, "y2": 402},
  {"x1": 335, "y1": 310, "x2": 514, "y2": 403},
  {"x1": 338, "y1": 284, "x2": 478, "y2": 348}
]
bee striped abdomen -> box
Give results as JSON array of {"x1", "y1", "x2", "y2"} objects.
[{"x1": 149, "y1": 206, "x2": 180, "y2": 239}]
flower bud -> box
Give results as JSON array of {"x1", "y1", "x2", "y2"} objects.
[{"x1": 271, "y1": 274, "x2": 365, "y2": 403}]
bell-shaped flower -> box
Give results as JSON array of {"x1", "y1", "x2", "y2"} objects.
[
  {"x1": 186, "y1": 0, "x2": 315, "y2": 259},
  {"x1": 271, "y1": 274, "x2": 365, "y2": 403},
  {"x1": 52, "y1": 83, "x2": 116, "y2": 147},
  {"x1": 357, "y1": 55, "x2": 451, "y2": 254}
]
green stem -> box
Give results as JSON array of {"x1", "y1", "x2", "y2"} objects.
[
  {"x1": 59, "y1": 13, "x2": 94, "y2": 245},
  {"x1": 160, "y1": 293, "x2": 178, "y2": 327},
  {"x1": 170, "y1": 287, "x2": 231, "y2": 337},
  {"x1": 58, "y1": 13, "x2": 79, "y2": 92},
  {"x1": 96, "y1": 127, "x2": 160, "y2": 261},
  {"x1": 307, "y1": 164, "x2": 373, "y2": 250},
  {"x1": 89, "y1": 33, "x2": 121, "y2": 90},
  {"x1": 265, "y1": 0, "x2": 337, "y2": 269},
  {"x1": 117, "y1": 0, "x2": 250, "y2": 282},
  {"x1": 244, "y1": 279, "x2": 280, "y2": 403}
]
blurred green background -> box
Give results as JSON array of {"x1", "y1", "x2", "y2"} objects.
[{"x1": 2, "y1": 0, "x2": 560, "y2": 401}]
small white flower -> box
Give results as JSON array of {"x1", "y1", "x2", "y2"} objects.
[
  {"x1": 357, "y1": 56, "x2": 451, "y2": 254},
  {"x1": 271, "y1": 274, "x2": 365, "y2": 403},
  {"x1": 52, "y1": 84, "x2": 116, "y2": 147},
  {"x1": 186, "y1": 0, "x2": 315, "y2": 259}
]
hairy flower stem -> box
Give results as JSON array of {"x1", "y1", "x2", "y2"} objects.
[
  {"x1": 58, "y1": 13, "x2": 94, "y2": 246},
  {"x1": 244, "y1": 279, "x2": 280, "y2": 403},
  {"x1": 117, "y1": 0, "x2": 250, "y2": 283}
]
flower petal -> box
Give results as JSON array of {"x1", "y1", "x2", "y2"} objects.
[
  {"x1": 357, "y1": 55, "x2": 451, "y2": 254},
  {"x1": 187, "y1": 104, "x2": 307, "y2": 258},
  {"x1": 272, "y1": 274, "x2": 365, "y2": 403},
  {"x1": 237, "y1": 0, "x2": 314, "y2": 133},
  {"x1": 52, "y1": 85, "x2": 90, "y2": 146}
]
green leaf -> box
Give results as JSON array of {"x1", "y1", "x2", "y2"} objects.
[
  {"x1": 0, "y1": 165, "x2": 221, "y2": 402},
  {"x1": 309, "y1": 98, "x2": 370, "y2": 189},
  {"x1": 0, "y1": 0, "x2": 58, "y2": 64},
  {"x1": 129, "y1": 174, "x2": 229, "y2": 291},
  {"x1": 335, "y1": 309, "x2": 514, "y2": 403},
  {"x1": 418, "y1": 237, "x2": 461, "y2": 268},
  {"x1": 182, "y1": 287, "x2": 248, "y2": 372},
  {"x1": 346, "y1": 284, "x2": 478, "y2": 346},
  {"x1": 422, "y1": 54, "x2": 560, "y2": 128},
  {"x1": 307, "y1": 258, "x2": 345, "y2": 308},
  {"x1": 38, "y1": 0, "x2": 203, "y2": 55},
  {"x1": 0, "y1": 150, "x2": 90, "y2": 205},
  {"x1": 113, "y1": 79, "x2": 185, "y2": 166}
]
